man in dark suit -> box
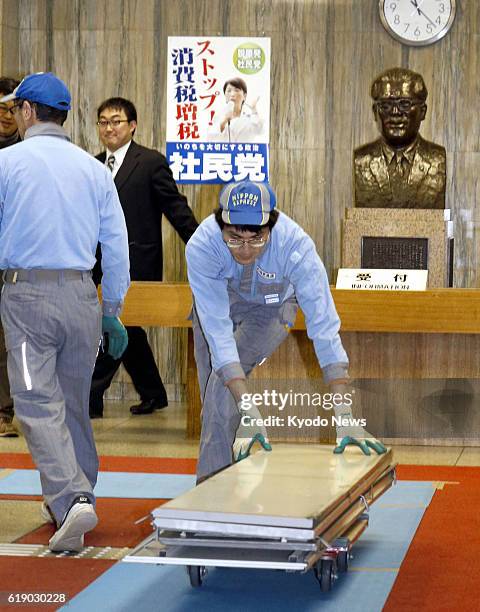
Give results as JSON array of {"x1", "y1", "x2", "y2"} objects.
[
  {"x1": 90, "y1": 97, "x2": 198, "y2": 418},
  {"x1": 354, "y1": 67, "x2": 446, "y2": 209}
]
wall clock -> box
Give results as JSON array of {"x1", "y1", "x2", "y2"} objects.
[{"x1": 379, "y1": 0, "x2": 456, "y2": 46}]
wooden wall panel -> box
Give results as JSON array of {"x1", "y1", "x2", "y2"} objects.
[{"x1": 1, "y1": 0, "x2": 479, "y2": 403}]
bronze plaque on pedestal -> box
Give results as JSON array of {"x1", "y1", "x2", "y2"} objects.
[{"x1": 361, "y1": 237, "x2": 428, "y2": 269}]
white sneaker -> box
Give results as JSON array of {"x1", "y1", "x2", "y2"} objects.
[
  {"x1": 41, "y1": 501, "x2": 55, "y2": 524},
  {"x1": 48, "y1": 496, "x2": 97, "y2": 553}
]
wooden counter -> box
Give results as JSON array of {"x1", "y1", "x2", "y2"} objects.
[
  {"x1": 120, "y1": 283, "x2": 480, "y2": 334},
  {"x1": 117, "y1": 283, "x2": 480, "y2": 439}
]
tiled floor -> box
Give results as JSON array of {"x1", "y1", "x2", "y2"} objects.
[
  {"x1": 0, "y1": 400, "x2": 478, "y2": 546},
  {"x1": 2, "y1": 400, "x2": 198, "y2": 458}
]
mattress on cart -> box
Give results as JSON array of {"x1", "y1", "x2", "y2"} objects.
[{"x1": 153, "y1": 445, "x2": 394, "y2": 533}]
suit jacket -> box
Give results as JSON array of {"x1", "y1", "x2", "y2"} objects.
[
  {"x1": 354, "y1": 135, "x2": 446, "y2": 209},
  {"x1": 94, "y1": 140, "x2": 198, "y2": 283}
]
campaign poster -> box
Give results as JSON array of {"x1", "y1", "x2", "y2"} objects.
[{"x1": 166, "y1": 36, "x2": 271, "y2": 184}]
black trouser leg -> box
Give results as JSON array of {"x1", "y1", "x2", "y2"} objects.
[
  {"x1": 122, "y1": 327, "x2": 167, "y2": 403},
  {"x1": 89, "y1": 350, "x2": 122, "y2": 414}
]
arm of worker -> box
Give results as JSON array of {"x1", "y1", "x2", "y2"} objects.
[
  {"x1": 151, "y1": 152, "x2": 199, "y2": 243},
  {"x1": 285, "y1": 231, "x2": 385, "y2": 455},
  {"x1": 98, "y1": 171, "x2": 131, "y2": 359}
]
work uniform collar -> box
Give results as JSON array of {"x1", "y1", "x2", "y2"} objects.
[{"x1": 24, "y1": 122, "x2": 70, "y2": 141}]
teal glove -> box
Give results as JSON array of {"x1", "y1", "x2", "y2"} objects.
[
  {"x1": 102, "y1": 316, "x2": 128, "y2": 359},
  {"x1": 334, "y1": 435, "x2": 387, "y2": 456},
  {"x1": 233, "y1": 401, "x2": 272, "y2": 462},
  {"x1": 333, "y1": 403, "x2": 386, "y2": 456}
]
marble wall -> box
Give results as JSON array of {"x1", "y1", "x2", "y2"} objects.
[{"x1": 1, "y1": 0, "x2": 479, "y2": 400}]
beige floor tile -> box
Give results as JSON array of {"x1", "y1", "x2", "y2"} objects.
[
  {"x1": 455, "y1": 447, "x2": 480, "y2": 466},
  {"x1": 389, "y1": 445, "x2": 463, "y2": 466},
  {"x1": 0, "y1": 429, "x2": 28, "y2": 453},
  {"x1": 0, "y1": 500, "x2": 46, "y2": 543},
  {"x1": 94, "y1": 401, "x2": 198, "y2": 458},
  {"x1": 0, "y1": 401, "x2": 199, "y2": 459}
]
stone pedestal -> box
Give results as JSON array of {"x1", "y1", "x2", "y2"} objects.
[{"x1": 342, "y1": 208, "x2": 452, "y2": 288}]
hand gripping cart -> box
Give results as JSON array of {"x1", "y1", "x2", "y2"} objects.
[{"x1": 124, "y1": 444, "x2": 396, "y2": 592}]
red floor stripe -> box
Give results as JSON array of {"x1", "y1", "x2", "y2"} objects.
[
  {"x1": 0, "y1": 452, "x2": 197, "y2": 473},
  {"x1": 0, "y1": 557, "x2": 115, "y2": 611},
  {"x1": 396, "y1": 464, "x2": 480, "y2": 483},
  {"x1": 385, "y1": 465, "x2": 480, "y2": 611}
]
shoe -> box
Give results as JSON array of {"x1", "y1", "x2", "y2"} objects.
[
  {"x1": 48, "y1": 495, "x2": 97, "y2": 553},
  {"x1": 0, "y1": 417, "x2": 19, "y2": 437},
  {"x1": 89, "y1": 409, "x2": 103, "y2": 419},
  {"x1": 129, "y1": 397, "x2": 168, "y2": 415},
  {"x1": 41, "y1": 501, "x2": 56, "y2": 524}
]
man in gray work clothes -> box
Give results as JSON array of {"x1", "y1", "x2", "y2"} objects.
[{"x1": 0, "y1": 72, "x2": 130, "y2": 552}]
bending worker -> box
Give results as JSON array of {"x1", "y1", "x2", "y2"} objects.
[
  {"x1": 0, "y1": 72, "x2": 130, "y2": 552},
  {"x1": 186, "y1": 179, "x2": 386, "y2": 483}
]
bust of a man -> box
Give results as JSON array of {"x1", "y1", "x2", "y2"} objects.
[{"x1": 354, "y1": 67, "x2": 446, "y2": 209}]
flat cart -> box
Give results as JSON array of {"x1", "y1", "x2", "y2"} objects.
[{"x1": 124, "y1": 444, "x2": 396, "y2": 592}]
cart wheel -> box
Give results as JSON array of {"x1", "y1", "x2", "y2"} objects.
[
  {"x1": 187, "y1": 565, "x2": 205, "y2": 587},
  {"x1": 337, "y1": 550, "x2": 348, "y2": 572},
  {"x1": 314, "y1": 559, "x2": 334, "y2": 592}
]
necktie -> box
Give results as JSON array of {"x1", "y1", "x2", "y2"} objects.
[
  {"x1": 107, "y1": 154, "x2": 115, "y2": 172},
  {"x1": 389, "y1": 153, "x2": 410, "y2": 205}
]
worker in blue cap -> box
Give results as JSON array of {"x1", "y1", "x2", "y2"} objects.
[
  {"x1": 186, "y1": 179, "x2": 386, "y2": 483},
  {"x1": 0, "y1": 72, "x2": 130, "y2": 551}
]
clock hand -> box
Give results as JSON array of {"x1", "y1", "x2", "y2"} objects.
[
  {"x1": 410, "y1": 0, "x2": 421, "y2": 16},
  {"x1": 418, "y1": 7, "x2": 437, "y2": 28}
]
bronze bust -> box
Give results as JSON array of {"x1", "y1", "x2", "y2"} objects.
[{"x1": 354, "y1": 68, "x2": 446, "y2": 209}]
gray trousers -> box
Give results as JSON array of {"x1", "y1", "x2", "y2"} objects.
[
  {"x1": 0, "y1": 278, "x2": 13, "y2": 419},
  {"x1": 193, "y1": 299, "x2": 298, "y2": 481},
  {"x1": 0, "y1": 273, "x2": 101, "y2": 523}
]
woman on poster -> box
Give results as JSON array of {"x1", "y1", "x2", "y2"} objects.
[{"x1": 207, "y1": 77, "x2": 264, "y2": 144}]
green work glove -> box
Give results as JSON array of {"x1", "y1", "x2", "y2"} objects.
[
  {"x1": 233, "y1": 400, "x2": 272, "y2": 462},
  {"x1": 333, "y1": 404, "x2": 386, "y2": 456},
  {"x1": 102, "y1": 316, "x2": 128, "y2": 360},
  {"x1": 334, "y1": 435, "x2": 387, "y2": 456}
]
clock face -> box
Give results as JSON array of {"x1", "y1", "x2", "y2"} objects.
[{"x1": 379, "y1": 0, "x2": 456, "y2": 46}]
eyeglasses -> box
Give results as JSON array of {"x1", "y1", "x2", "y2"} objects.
[
  {"x1": 375, "y1": 99, "x2": 423, "y2": 114},
  {"x1": 1, "y1": 102, "x2": 22, "y2": 116},
  {"x1": 96, "y1": 119, "x2": 130, "y2": 129},
  {"x1": 224, "y1": 235, "x2": 268, "y2": 249}
]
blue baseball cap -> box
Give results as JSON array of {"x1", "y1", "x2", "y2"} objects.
[
  {"x1": 1, "y1": 72, "x2": 71, "y2": 111},
  {"x1": 219, "y1": 180, "x2": 276, "y2": 226}
]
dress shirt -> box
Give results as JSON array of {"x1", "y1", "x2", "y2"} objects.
[
  {"x1": 105, "y1": 140, "x2": 132, "y2": 178},
  {"x1": 0, "y1": 122, "x2": 130, "y2": 316}
]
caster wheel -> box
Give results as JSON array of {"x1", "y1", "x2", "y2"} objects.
[
  {"x1": 187, "y1": 565, "x2": 206, "y2": 587},
  {"x1": 337, "y1": 550, "x2": 349, "y2": 572},
  {"x1": 314, "y1": 559, "x2": 334, "y2": 592}
]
